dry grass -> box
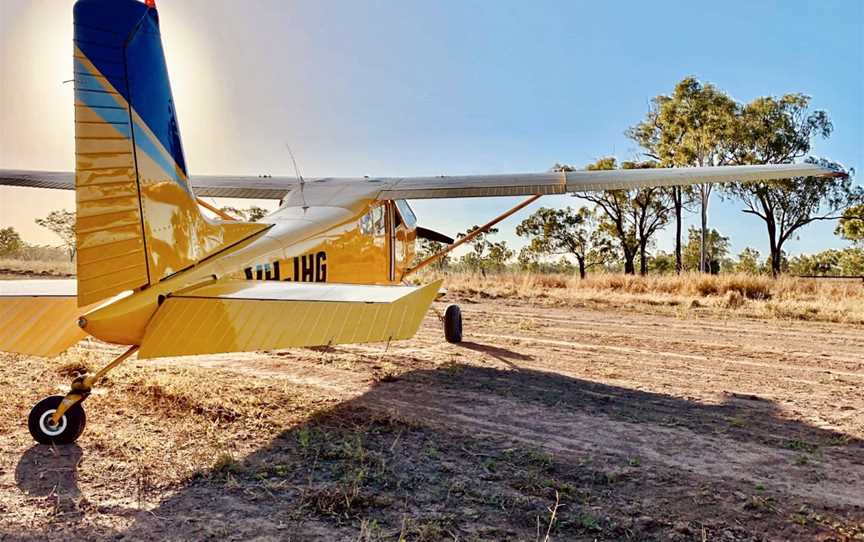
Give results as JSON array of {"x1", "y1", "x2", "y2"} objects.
[
  {"x1": 0, "y1": 258, "x2": 74, "y2": 277},
  {"x1": 3, "y1": 301, "x2": 863, "y2": 538},
  {"x1": 429, "y1": 271, "x2": 864, "y2": 324}
]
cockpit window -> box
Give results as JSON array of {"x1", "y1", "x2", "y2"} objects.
[
  {"x1": 359, "y1": 211, "x2": 373, "y2": 235},
  {"x1": 395, "y1": 200, "x2": 417, "y2": 229},
  {"x1": 371, "y1": 205, "x2": 385, "y2": 235}
]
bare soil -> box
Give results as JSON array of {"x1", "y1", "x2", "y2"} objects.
[{"x1": 1, "y1": 292, "x2": 863, "y2": 541}]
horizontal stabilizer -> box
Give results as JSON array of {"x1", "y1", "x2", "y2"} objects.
[
  {"x1": 0, "y1": 280, "x2": 88, "y2": 357},
  {"x1": 138, "y1": 280, "x2": 443, "y2": 359}
]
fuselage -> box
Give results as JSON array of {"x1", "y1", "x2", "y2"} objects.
[{"x1": 80, "y1": 196, "x2": 417, "y2": 345}]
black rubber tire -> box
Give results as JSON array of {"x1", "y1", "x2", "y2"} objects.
[
  {"x1": 28, "y1": 396, "x2": 86, "y2": 445},
  {"x1": 444, "y1": 304, "x2": 463, "y2": 343}
]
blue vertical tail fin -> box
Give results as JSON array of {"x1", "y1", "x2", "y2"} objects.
[{"x1": 72, "y1": 0, "x2": 265, "y2": 306}]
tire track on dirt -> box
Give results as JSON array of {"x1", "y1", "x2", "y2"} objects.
[
  {"x1": 469, "y1": 331, "x2": 864, "y2": 380},
  {"x1": 357, "y1": 382, "x2": 864, "y2": 508},
  {"x1": 461, "y1": 305, "x2": 864, "y2": 347}
]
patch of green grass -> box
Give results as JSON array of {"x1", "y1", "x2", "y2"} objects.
[
  {"x1": 296, "y1": 426, "x2": 313, "y2": 450},
  {"x1": 579, "y1": 513, "x2": 602, "y2": 532},
  {"x1": 727, "y1": 415, "x2": 747, "y2": 428},
  {"x1": 786, "y1": 439, "x2": 818, "y2": 453}
]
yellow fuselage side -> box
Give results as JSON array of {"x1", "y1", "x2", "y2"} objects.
[
  {"x1": 80, "y1": 199, "x2": 416, "y2": 346},
  {"x1": 227, "y1": 200, "x2": 416, "y2": 284}
]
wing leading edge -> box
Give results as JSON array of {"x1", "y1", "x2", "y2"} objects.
[
  {"x1": 0, "y1": 170, "x2": 295, "y2": 199},
  {"x1": 375, "y1": 163, "x2": 844, "y2": 200},
  {"x1": 1, "y1": 163, "x2": 843, "y2": 203}
]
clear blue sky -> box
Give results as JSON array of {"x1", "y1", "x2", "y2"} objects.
[{"x1": 1, "y1": 0, "x2": 861, "y2": 258}]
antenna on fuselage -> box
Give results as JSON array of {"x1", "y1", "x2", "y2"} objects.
[{"x1": 286, "y1": 144, "x2": 308, "y2": 210}]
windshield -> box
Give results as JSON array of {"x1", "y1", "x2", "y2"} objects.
[{"x1": 395, "y1": 199, "x2": 417, "y2": 228}]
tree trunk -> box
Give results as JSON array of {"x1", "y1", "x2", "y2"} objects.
[
  {"x1": 674, "y1": 187, "x2": 683, "y2": 274},
  {"x1": 700, "y1": 185, "x2": 709, "y2": 273},
  {"x1": 639, "y1": 240, "x2": 648, "y2": 276},
  {"x1": 577, "y1": 256, "x2": 586, "y2": 279},
  {"x1": 623, "y1": 249, "x2": 636, "y2": 275},
  {"x1": 766, "y1": 218, "x2": 780, "y2": 277}
]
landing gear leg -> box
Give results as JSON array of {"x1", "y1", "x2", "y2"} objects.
[{"x1": 28, "y1": 345, "x2": 139, "y2": 445}]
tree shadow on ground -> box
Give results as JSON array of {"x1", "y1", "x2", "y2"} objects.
[{"x1": 14, "y1": 362, "x2": 864, "y2": 541}]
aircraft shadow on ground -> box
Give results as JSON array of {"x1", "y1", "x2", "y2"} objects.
[{"x1": 14, "y1": 354, "x2": 864, "y2": 540}]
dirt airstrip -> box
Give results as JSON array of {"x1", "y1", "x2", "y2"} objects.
[{"x1": 1, "y1": 293, "x2": 863, "y2": 540}]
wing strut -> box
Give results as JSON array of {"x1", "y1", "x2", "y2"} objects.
[
  {"x1": 195, "y1": 197, "x2": 238, "y2": 221},
  {"x1": 402, "y1": 194, "x2": 542, "y2": 279}
]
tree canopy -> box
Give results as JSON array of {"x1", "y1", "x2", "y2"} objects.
[
  {"x1": 457, "y1": 226, "x2": 513, "y2": 272},
  {"x1": 0, "y1": 227, "x2": 24, "y2": 257},
  {"x1": 570, "y1": 158, "x2": 671, "y2": 275},
  {"x1": 35, "y1": 210, "x2": 76, "y2": 260},
  {"x1": 219, "y1": 206, "x2": 269, "y2": 222},
  {"x1": 682, "y1": 227, "x2": 729, "y2": 273},
  {"x1": 515, "y1": 206, "x2": 610, "y2": 278},
  {"x1": 836, "y1": 203, "x2": 864, "y2": 246},
  {"x1": 628, "y1": 76, "x2": 738, "y2": 273}
]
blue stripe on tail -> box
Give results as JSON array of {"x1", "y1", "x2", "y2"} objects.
[{"x1": 73, "y1": 0, "x2": 188, "y2": 177}]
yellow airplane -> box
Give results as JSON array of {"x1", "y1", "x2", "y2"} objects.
[{"x1": 0, "y1": 0, "x2": 844, "y2": 445}]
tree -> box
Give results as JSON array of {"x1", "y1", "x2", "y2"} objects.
[
  {"x1": 570, "y1": 158, "x2": 671, "y2": 275},
  {"x1": 414, "y1": 238, "x2": 450, "y2": 270},
  {"x1": 457, "y1": 226, "x2": 513, "y2": 272},
  {"x1": 625, "y1": 161, "x2": 672, "y2": 275},
  {"x1": 35, "y1": 210, "x2": 76, "y2": 260},
  {"x1": 838, "y1": 248, "x2": 864, "y2": 275},
  {"x1": 735, "y1": 247, "x2": 762, "y2": 275},
  {"x1": 682, "y1": 226, "x2": 730, "y2": 273},
  {"x1": 723, "y1": 93, "x2": 857, "y2": 276},
  {"x1": 789, "y1": 250, "x2": 840, "y2": 276},
  {"x1": 628, "y1": 77, "x2": 737, "y2": 273},
  {"x1": 788, "y1": 248, "x2": 864, "y2": 277},
  {"x1": 517, "y1": 250, "x2": 576, "y2": 274},
  {"x1": 836, "y1": 203, "x2": 864, "y2": 246},
  {"x1": 219, "y1": 206, "x2": 268, "y2": 222},
  {"x1": 515, "y1": 206, "x2": 610, "y2": 279},
  {"x1": 0, "y1": 227, "x2": 24, "y2": 257},
  {"x1": 649, "y1": 251, "x2": 676, "y2": 274}
]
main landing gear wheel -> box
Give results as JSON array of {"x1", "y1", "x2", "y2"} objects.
[
  {"x1": 444, "y1": 304, "x2": 463, "y2": 343},
  {"x1": 28, "y1": 395, "x2": 87, "y2": 445}
]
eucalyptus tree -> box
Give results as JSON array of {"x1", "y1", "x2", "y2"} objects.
[
  {"x1": 0, "y1": 227, "x2": 24, "y2": 257},
  {"x1": 835, "y1": 203, "x2": 864, "y2": 246},
  {"x1": 35, "y1": 210, "x2": 77, "y2": 260},
  {"x1": 567, "y1": 158, "x2": 672, "y2": 275},
  {"x1": 515, "y1": 206, "x2": 611, "y2": 279},
  {"x1": 724, "y1": 94, "x2": 856, "y2": 276},
  {"x1": 628, "y1": 77, "x2": 737, "y2": 273}
]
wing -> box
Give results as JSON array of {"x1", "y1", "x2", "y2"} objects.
[
  {"x1": 374, "y1": 163, "x2": 845, "y2": 200},
  {"x1": 1, "y1": 162, "x2": 843, "y2": 203},
  {"x1": 0, "y1": 280, "x2": 89, "y2": 357},
  {"x1": 137, "y1": 279, "x2": 442, "y2": 359},
  {"x1": 0, "y1": 170, "x2": 297, "y2": 199}
]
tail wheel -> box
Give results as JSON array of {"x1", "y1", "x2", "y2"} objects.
[
  {"x1": 444, "y1": 304, "x2": 463, "y2": 343},
  {"x1": 28, "y1": 396, "x2": 86, "y2": 445}
]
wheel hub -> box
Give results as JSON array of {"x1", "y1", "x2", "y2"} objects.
[{"x1": 39, "y1": 410, "x2": 67, "y2": 436}]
